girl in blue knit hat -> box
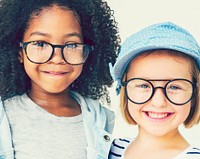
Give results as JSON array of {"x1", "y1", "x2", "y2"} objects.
[{"x1": 109, "y1": 22, "x2": 200, "y2": 159}]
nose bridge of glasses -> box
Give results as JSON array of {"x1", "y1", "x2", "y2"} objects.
[
  {"x1": 150, "y1": 80, "x2": 166, "y2": 92},
  {"x1": 53, "y1": 44, "x2": 64, "y2": 52},
  {"x1": 154, "y1": 86, "x2": 165, "y2": 91},
  {"x1": 148, "y1": 85, "x2": 168, "y2": 108},
  {"x1": 151, "y1": 85, "x2": 166, "y2": 99},
  {"x1": 52, "y1": 44, "x2": 66, "y2": 54},
  {"x1": 50, "y1": 44, "x2": 65, "y2": 62}
]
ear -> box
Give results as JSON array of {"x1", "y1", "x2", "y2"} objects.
[{"x1": 18, "y1": 50, "x2": 24, "y2": 63}]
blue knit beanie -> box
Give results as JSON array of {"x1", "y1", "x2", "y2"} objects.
[{"x1": 110, "y1": 22, "x2": 200, "y2": 94}]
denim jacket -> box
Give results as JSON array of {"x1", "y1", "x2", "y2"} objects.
[{"x1": 0, "y1": 92, "x2": 115, "y2": 159}]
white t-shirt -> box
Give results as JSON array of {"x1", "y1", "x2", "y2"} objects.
[{"x1": 4, "y1": 93, "x2": 87, "y2": 159}]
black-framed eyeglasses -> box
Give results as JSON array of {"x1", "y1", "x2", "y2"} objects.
[
  {"x1": 19, "y1": 41, "x2": 94, "y2": 65},
  {"x1": 121, "y1": 78, "x2": 197, "y2": 105}
]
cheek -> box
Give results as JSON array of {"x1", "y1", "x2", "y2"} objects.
[
  {"x1": 74, "y1": 65, "x2": 83, "y2": 77},
  {"x1": 127, "y1": 101, "x2": 141, "y2": 120},
  {"x1": 174, "y1": 103, "x2": 191, "y2": 121},
  {"x1": 23, "y1": 61, "x2": 37, "y2": 78},
  {"x1": 21, "y1": 53, "x2": 39, "y2": 78}
]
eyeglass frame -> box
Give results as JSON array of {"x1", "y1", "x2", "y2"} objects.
[
  {"x1": 19, "y1": 41, "x2": 94, "y2": 65},
  {"x1": 121, "y1": 78, "x2": 197, "y2": 106}
]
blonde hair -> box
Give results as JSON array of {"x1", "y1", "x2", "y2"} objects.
[{"x1": 120, "y1": 50, "x2": 200, "y2": 128}]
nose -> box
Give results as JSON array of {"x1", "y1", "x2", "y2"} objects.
[
  {"x1": 49, "y1": 47, "x2": 65, "y2": 64},
  {"x1": 149, "y1": 87, "x2": 167, "y2": 107}
]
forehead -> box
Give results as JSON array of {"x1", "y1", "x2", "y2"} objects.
[
  {"x1": 127, "y1": 50, "x2": 192, "y2": 80},
  {"x1": 29, "y1": 5, "x2": 79, "y2": 24},
  {"x1": 30, "y1": 4, "x2": 78, "y2": 19},
  {"x1": 23, "y1": 5, "x2": 82, "y2": 41}
]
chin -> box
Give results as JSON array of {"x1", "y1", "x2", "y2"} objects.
[{"x1": 42, "y1": 87, "x2": 68, "y2": 94}]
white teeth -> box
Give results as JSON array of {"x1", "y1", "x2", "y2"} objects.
[{"x1": 147, "y1": 112, "x2": 168, "y2": 119}]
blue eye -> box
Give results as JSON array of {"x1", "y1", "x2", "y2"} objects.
[
  {"x1": 135, "y1": 84, "x2": 150, "y2": 89},
  {"x1": 169, "y1": 85, "x2": 181, "y2": 90},
  {"x1": 140, "y1": 84, "x2": 149, "y2": 88}
]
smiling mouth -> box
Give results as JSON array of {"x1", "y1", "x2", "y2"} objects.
[
  {"x1": 145, "y1": 111, "x2": 173, "y2": 119},
  {"x1": 43, "y1": 71, "x2": 68, "y2": 75}
]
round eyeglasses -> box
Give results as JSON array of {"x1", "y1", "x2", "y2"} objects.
[
  {"x1": 121, "y1": 78, "x2": 197, "y2": 105},
  {"x1": 19, "y1": 41, "x2": 94, "y2": 65}
]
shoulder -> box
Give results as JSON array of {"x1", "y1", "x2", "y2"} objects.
[
  {"x1": 176, "y1": 146, "x2": 200, "y2": 159},
  {"x1": 109, "y1": 138, "x2": 132, "y2": 159},
  {"x1": 83, "y1": 95, "x2": 115, "y2": 133},
  {"x1": 70, "y1": 91, "x2": 115, "y2": 131},
  {"x1": 185, "y1": 146, "x2": 200, "y2": 155},
  {"x1": 71, "y1": 91, "x2": 114, "y2": 114}
]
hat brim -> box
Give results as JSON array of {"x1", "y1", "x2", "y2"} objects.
[{"x1": 113, "y1": 45, "x2": 200, "y2": 82}]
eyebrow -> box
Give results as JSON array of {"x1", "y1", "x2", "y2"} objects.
[{"x1": 29, "y1": 31, "x2": 82, "y2": 39}]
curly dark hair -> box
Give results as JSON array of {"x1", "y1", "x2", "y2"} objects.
[{"x1": 0, "y1": 0, "x2": 120, "y2": 102}]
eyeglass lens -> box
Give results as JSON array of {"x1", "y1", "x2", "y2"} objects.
[
  {"x1": 125, "y1": 79, "x2": 194, "y2": 105},
  {"x1": 25, "y1": 41, "x2": 91, "y2": 64}
]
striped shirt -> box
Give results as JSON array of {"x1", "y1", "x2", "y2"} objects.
[{"x1": 109, "y1": 138, "x2": 200, "y2": 159}]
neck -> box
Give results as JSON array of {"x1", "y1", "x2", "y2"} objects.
[
  {"x1": 124, "y1": 127, "x2": 189, "y2": 159},
  {"x1": 135, "y1": 127, "x2": 189, "y2": 149},
  {"x1": 28, "y1": 89, "x2": 81, "y2": 117}
]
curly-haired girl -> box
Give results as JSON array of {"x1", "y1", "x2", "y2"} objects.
[{"x1": 0, "y1": 0, "x2": 120, "y2": 159}]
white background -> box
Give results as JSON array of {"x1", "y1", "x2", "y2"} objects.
[{"x1": 106, "y1": 0, "x2": 200, "y2": 146}]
